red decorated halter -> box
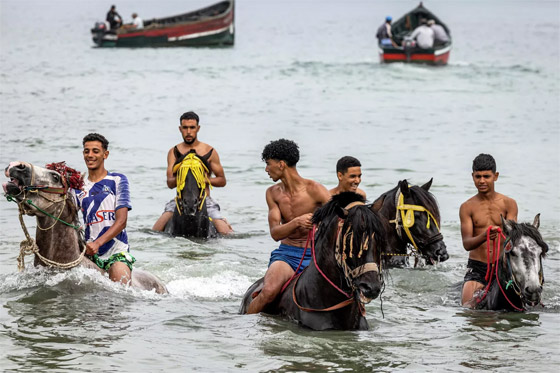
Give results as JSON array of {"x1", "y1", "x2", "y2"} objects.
[{"x1": 44, "y1": 162, "x2": 84, "y2": 194}]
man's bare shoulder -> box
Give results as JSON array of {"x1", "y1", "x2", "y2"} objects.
[{"x1": 460, "y1": 195, "x2": 479, "y2": 212}]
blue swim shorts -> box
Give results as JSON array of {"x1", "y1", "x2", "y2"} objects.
[{"x1": 268, "y1": 243, "x2": 311, "y2": 274}]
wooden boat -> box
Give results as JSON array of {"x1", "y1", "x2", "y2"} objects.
[
  {"x1": 378, "y1": 2, "x2": 451, "y2": 65},
  {"x1": 91, "y1": 1, "x2": 234, "y2": 48}
]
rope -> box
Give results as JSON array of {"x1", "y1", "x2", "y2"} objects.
[{"x1": 173, "y1": 153, "x2": 212, "y2": 212}]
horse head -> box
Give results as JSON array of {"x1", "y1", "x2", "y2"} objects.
[
  {"x1": 500, "y1": 214, "x2": 548, "y2": 308},
  {"x1": 313, "y1": 192, "x2": 387, "y2": 306},
  {"x1": 394, "y1": 179, "x2": 449, "y2": 264},
  {"x1": 3, "y1": 161, "x2": 81, "y2": 218},
  {"x1": 173, "y1": 150, "x2": 211, "y2": 216}
]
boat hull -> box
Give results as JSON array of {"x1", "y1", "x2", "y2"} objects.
[
  {"x1": 379, "y1": 45, "x2": 451, "y2": 65},
  {"x1": 91, "y1": 1, "x2": 234, "y2": 48}
]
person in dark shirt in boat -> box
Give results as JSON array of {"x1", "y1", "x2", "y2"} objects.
[
  {"x1": 428, "y1": 19, "x2": 449, "y2": 46},
  {"x1": 329, "y1": 156, "x2": 366, "y2": 199},
  {"x1": 152, "y1": 111, "x2": 233, "y2": 234},
  {"x1": 376, "y1": 16, "x2": 395, "y2": 46},
  {"x1": 459, "y1": 153, "x2": 518, "y2": 308},
  {"x1": 246, "y1": 139, "x2": 331, "y2": 314},
  {"x1": 409, "y1": 18, "x2": 435, "y2": 49},
  {"x1": 106, "y1": 5, "x2": 123, "y2": 30}
]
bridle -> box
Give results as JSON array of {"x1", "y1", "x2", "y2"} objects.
[
  {"x1": 5, "y1": 163, "x2": 85, "y2": 271},
  {"x1": 292, "y1": 201, "x2": 380, "y2": 314},
  {"x1": 388, "y1": 189, "x2": 443, "y2": 260},
  {"x1": 477, "y1": 227, "x2": 545, "y2": 311},
  {"x1": 173, "y1": 153, "x2": 212, "y2": 214}
]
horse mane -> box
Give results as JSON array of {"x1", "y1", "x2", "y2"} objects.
[
  {"x1": 46, "y1": 161, "x2": 84, "y2": 190},
  {"x1": 505, "y1": 220, "x2": 548, "y2": 256},
  {"x1": 312, "y1": 192, "x2": 387, "y2": 257}
]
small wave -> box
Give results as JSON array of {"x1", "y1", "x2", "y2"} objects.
[{"x1": 166, "y1": 271, "x2": 253, "y2": 299}]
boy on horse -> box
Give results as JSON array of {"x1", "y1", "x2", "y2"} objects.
[
  {"x1": 246, "y1": 139, "x2": 331, "y2": 314},
  {"x1": 152, "y1": 111, "x2": 233, "y2": 234},
  {"x1": 329, "y1": 156, "x2": 367, "y2": 198},
  {"x1": 459, "y1": 153, "x2": 518, "y2": 308},
  {"x1": 74, "y1": 133, "x2": 135, "y2": 284}
]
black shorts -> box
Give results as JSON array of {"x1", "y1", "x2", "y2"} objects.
[{"x1": 463, "y1": 259, "x2": 488, "y2": 286}]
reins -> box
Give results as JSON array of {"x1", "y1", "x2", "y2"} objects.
[
  {"x1": 476, "y1": 226, "x2": 525, "y2": 311},
  {"x1": 290, "y1": 202, "x2": 379, "y2": 314},
  {"x1": 5, "y1": 164, "x2": 86, "y2": 271}
]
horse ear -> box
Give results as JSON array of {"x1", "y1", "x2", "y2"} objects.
[
  {"x1": 532, "y1": 213, "x2": 540, "y2": 229},
  {"x1": 501, "y1": 214, "x2": 513, "y2": 234},
  {"x1": 421, "y1": 178, "x2": 433, "y2": 191},
  {"x1": 399, "y1": 180, "x2": 410, "y2": 197},
  {"x1": 336, "y1": 206, "x2": 349, "y2": 219}
]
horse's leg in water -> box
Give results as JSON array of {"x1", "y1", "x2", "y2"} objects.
[
  {"x1": 108, "y1": 262, "x2": 132, "y2": 285},
  {"x1": 247, "y1": 261, "x2": 294, "y2": 314}
]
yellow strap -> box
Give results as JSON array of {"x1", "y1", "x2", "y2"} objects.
[
  {"x1": 173, "y1": 153, "x2": 212, "y2": 211},
  {"x1": 396, "y1": 193, "x2": 440, "y2": 251}
]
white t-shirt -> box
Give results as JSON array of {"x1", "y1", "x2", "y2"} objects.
[
  {"x1": 410, "y1": 25, "x2": 435, "y2": 49},
  {"x1": 133, "y1": 17, "x2": 144, "y2": 29}
]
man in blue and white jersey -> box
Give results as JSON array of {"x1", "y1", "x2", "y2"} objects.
[{"x1": 73, "y1": 133, "x2": 135, "y2": 284}]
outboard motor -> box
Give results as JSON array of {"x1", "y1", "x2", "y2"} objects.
[
  {"x1": 402, "y1": 37, "x2": 416, "y2": 62},
  {"x1": 91, "y1": 21, "x2": 116, "y2": 47}
]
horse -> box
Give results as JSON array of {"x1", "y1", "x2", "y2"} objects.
[
  {"x1": 371, "y1": 179, "x2": 449, "y2": 268},
  {"x1": 164, "y1": 149, "x2": 217, "y2": 239},
  {"x1": 239, "y1": 192, "x2": 387, "y2": 330},
  {"x1": 3, "y1": 161, "x2": 168, "y2": 294},
  {"x1": 474, "y1": 214, "x2": 548, "y2": 311}
]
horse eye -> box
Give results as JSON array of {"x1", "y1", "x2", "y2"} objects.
[{"x1": 52, "y1": 174, "x2": 60, "y2": 182}]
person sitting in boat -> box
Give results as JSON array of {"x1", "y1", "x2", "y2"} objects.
[
  {"x1": 122, "y1": 13, "x2": 144, "y2": 30},
  {"x1": 152, "y1": 111, "x2": 234, "y2": 235},
  {"x1": 376, "y1": 16, "x2": 394, "y2": 46},
  {"x1": 410, "y1": 18, "x2": 435, "y2": 49},
  {"x1": 106, "y1": 5, "x2": 123, "y2": 30},
  {"x1": 329, "y1": 156, "x2": 366, "y2": 199},
  {"x1": 428, "y1": 19, "x2": 449, "y2": 46}
]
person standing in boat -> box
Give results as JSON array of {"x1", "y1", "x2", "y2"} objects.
[
  {"x1": 106, "y1": 5, "x2": 122, "y2": 30},
  {"x1": 329, "y1": 156, "x2": 366, "y2": 199},
  {"x1": 459, "y1": 153, "x2": 518, "y2": 308},
  {"x1": 152, "y1": 111, "x2": 233, "y2": 234},
  {"x1": 428, "y1": 19, "x2": 449, "y2": 46},
  {"x1": 376, "y1": 16, "x2": 394, "y2": 46},
  {"x1": 410, "y1": 18, "x2": 434, "y2": 49}
]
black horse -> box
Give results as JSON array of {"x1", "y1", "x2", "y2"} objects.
[
  {"x1": 164, "y1": 149, "x2": 217, "y2": 238},
  {"x1": 372, "y1": 179, "x2": 449, "y2": 267},
  {"x1": 240, "y1": 192, "x2": 387, "y2": 330},
  {"x1": 474, "y1": 214, "x2": 548, "y2": 311}
]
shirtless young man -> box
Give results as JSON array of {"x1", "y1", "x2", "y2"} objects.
[
  {"x1": 246, "y1": 139, "x2": 331, "y2": 314},
  {"x1": 152, "y1": 111, "x2": 233, "y2": 234},
  {"x1": 459, "y1": 153, "x2": 518, "y2": 308},
  {"x1": 329, "y1": 156, "x2": 367, "y2": 198}
]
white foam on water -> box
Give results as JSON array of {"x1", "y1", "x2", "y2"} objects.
[{"x1": 166, "y1": 270, "x2": 253, "y2": 299}]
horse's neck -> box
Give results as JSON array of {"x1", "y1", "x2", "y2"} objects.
[
  {"x1": 490, "y1": 256, "x2": 522, "y2": 309},
  {"x1": 35, "y1": 203, "x2": 82, "y2": 264}
]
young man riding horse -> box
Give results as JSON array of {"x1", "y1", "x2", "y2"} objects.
[
  {"x1": 152, "y1": 111, "x2": 233, "y2": 234},
  {"x1": 329, "y1": 156, "x2": 367, "y2": 199},
  {"x1": 246, "y1": 139, "x2": 331, "y2": 314},
  {"x1": 460, "y1": 153, "x2": 518, "y2": 308},
  {"x1": 75, "y1": 133, "x2": 135, "y2": 284}
]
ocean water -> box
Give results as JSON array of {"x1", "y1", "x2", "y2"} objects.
[{"x1": 0, "y1": 0, "x2": 559, "y2": 371}]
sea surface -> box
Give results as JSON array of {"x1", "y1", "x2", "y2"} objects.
[{"x1": 1, "y1": 0, "x2": 559, "y2": 371}]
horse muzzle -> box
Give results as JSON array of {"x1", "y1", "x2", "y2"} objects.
[
  {"x1": 522, "y1": 285, "x2": 543, "y2": 308},
  {"x1": 354, "y1": 274, "x2": 382, "y2": 304},
  {"x1": 3, "y1": 162, "x2": 31, "y2": 199},
  {"x1": 422, "y1": 241, "x2": 449, "y2": 265}
]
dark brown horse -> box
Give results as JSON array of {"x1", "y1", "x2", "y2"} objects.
[
  {"x1": 372, "y1": 179, "x2": 449, "y2": 268},
  {"x1": 240, "y1": 192, "x2": 387, "y2": 330},
  {"x1": 3, "y1": 161, "x2": 167, "y2": 294}
]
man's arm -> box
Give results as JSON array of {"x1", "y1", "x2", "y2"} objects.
[
  {"x1": 505, "y1": 197, "x2": 518, "y2": 222},
  {"x1": 208, "y1": 150, "x2": 226, "y2": 188},
  {"x1": 266, "y1": 188, "x2": 312, "y2": 242},
  {"x1": 86, "y1": 207, "x2": 128, "y2": 255},
  {"x1": 459, "y1": 202, "x2": 498, "y2": 251},
  {"x1": 166, "y1": 148, "x2": 177, "y2": 189}
]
